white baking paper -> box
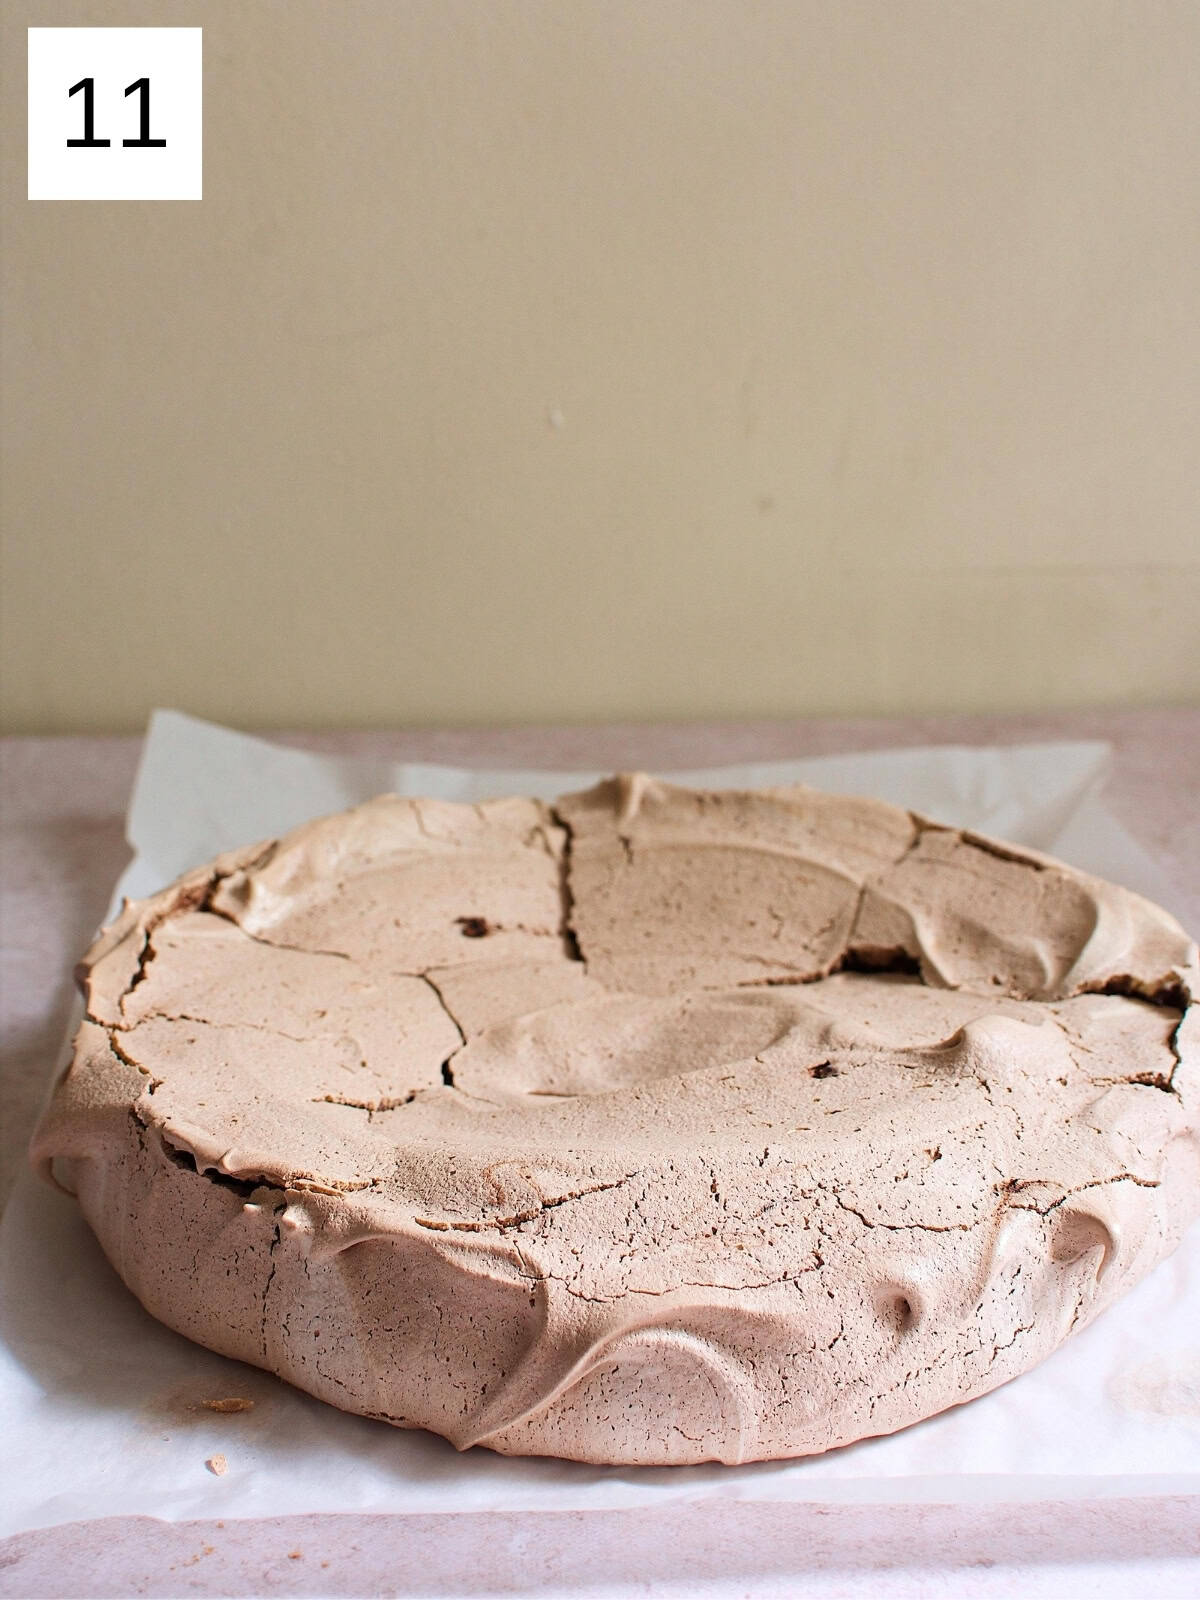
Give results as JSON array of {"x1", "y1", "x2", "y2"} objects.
[{"x1": 1, "y1": 709, "x2": 1196, "y2": 1536}]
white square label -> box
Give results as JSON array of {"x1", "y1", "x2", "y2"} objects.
[{"x1": 28, "y1": 28, "x2": 202, "y2": 200}]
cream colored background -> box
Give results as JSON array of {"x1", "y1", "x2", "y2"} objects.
[{"x1": 2, "y1": 1, "x2": 1198, "y2": 735}]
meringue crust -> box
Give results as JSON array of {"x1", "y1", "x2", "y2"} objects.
[{"x1": 32, "y1": 777, "x2": 1200, "y2": 1465}]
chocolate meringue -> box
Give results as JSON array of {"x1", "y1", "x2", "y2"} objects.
[{"x1": 32, "y1": 777, "x2": 1200, "y2": 1465}]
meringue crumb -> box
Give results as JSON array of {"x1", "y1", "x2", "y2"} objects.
[
  {"x1": 206, "y1": 1453, "x2": 228, "y2": 1476},
  {"x1": 201, "y1": 1397, "x2": 255, "y2": 1413}
]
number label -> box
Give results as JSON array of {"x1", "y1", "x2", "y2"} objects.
[
  {"x1": 28, "y1": 28, "x2": 201, "y2": 200},
  {"x1": 65, "y1": 75, "x2": 167, "y2": 149}
]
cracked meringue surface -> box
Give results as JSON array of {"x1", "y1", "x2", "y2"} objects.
[{"x1": 31, "y1": 777, "x2": 1200, "y2": 1465}]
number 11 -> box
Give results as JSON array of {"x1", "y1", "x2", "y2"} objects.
[{"x1": 65, "y1": 76, "x2": 166, "y2": 148}]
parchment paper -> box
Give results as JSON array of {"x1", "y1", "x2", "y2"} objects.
[{"x1": 2, "y1": 710, "x2": 1196, "y2": 1536}]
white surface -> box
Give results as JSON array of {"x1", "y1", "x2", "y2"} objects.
[{"x1": 1, "y1": 710, "x2": 1197, "y2": 1538}]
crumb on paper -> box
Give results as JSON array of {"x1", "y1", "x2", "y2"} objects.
[
  {"x1": 206, "y1": 1453, "x2": 228, "y2": 1476},
  {"x1": 179, "y1": 1546, "x2": 216, "y2": 1569},
  {"x1": 201, "y1": 1396, "x2": 255, "y2": 1413},
  {"x1": 288, "y1": 1550, "x2": 302, "y2": 1560}
]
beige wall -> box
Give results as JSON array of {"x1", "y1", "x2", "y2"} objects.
[{"x1": 3, "y1": 1, "x2": 1198, "y2": 735}]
